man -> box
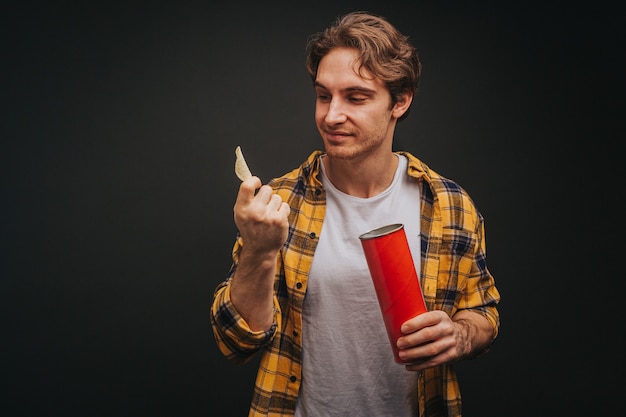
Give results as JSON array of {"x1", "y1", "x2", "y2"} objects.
[{"x1": 211, "y1": 11, "x2": 501, "y2": 417}]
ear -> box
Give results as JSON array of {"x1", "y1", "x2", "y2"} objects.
[{"x1": 391, "y1": 92, "x2": 413, "y2": 119}]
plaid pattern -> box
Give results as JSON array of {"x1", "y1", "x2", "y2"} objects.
[{"x1": 211, "y1": 150, "x2": 501, "y2": 417}]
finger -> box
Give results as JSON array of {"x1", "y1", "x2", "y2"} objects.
[
  {"x1": 266, "y1": 194, "x2": 285, "y2": 211},
  {"x1": 278, "y1": 201, "x2": 291, "y2": 217},
  {"x1": 236, "y1": 176, "x2": 262, "y2": 203},
  {"x1": 401, "y1": 310, "x2": 445, "y2": 334},
  {"x1": 254, "y1": 185, "x2": 275, "y2": 204}
]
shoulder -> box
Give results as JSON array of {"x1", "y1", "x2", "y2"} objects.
[
  {"x1": 399, "y1": 151, "x2": 481, "y2": 224},
  {"x1": 399, "y1": 151, "x2": 467, "y2": 194},
  {"x1": 268, "y1": 150, "x2": 325, "y2": 198}
]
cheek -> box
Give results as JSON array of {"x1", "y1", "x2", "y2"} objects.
[{"x1": 314, "y1": 105, "x2": 325, "y2": 124}]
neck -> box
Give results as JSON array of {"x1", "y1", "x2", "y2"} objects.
[{"x1": 323, "y1": 152, "x2": 399, "y2": 198}]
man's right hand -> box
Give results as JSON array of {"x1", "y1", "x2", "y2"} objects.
[
  {"x1": 230, "y1": 176, "x2": 290, "y2": 331},
  {"x1": 234, "y1": 176, "x2": 290, "y2": 255}
]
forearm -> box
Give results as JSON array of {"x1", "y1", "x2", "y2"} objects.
[
  {"x1": 211, "y1": 276, "x2": 278, "y2": 364},
  {"x1": 230, "y1": 247, "x2": 278, "y2": 331},
  {"x1": 452, "y1": 309, "x2": 495, "y2": 359}
]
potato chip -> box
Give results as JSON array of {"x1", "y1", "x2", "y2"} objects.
[{"x1": 234, "y1": 146, "x2": 252, "y2": 181}]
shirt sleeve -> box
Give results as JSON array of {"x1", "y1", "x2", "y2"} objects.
[
  {"x1": 210, "y1": 238, "x2": 282, "y2": 365},
  {"x1": 456, "y1": 212, "x2": 501, "y2": 341}
]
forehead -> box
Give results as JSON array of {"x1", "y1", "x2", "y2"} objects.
[{"x1": 316, "y1": 47, "x2": 384, "y2": 91}]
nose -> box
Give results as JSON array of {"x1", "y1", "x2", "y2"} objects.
[{"x1": 324, "y1": 98, "x2": 347, "y2": 124}]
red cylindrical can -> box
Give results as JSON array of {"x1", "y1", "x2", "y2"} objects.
[{"x1": 359, "y1": 223, "x2": 428, "y2": 364}]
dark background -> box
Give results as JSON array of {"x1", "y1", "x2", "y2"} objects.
[{"x1": 2, "y1": 1, "x2": 623, "y2": 416}]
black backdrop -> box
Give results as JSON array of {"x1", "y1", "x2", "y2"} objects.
[{"x1": 2, "y1": 1, "x2": 624, "y2": 416}]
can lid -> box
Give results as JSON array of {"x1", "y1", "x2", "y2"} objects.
[{"x1": 358, "y1": 223, "x2": 404, "y2": 240}]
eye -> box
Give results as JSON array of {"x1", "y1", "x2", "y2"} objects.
[
  {"x1": 347, "y1": 94, "x2": 369, "y2": 104},
  {"x1": 316, "y1": 94, "x2": 331, "y2": 102}
]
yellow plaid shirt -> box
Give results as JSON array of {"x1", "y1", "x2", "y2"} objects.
[{"x1": 211, "y1": 150, "x2": 501, "y2": 417}]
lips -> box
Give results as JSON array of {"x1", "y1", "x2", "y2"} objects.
[{"x1": 324, "y1": 129, "x2": 352, "y2": 141}]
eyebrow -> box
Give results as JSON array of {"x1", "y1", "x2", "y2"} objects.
[{"x1": 314, "y1": 81, "x2": 376, "y2": 95}]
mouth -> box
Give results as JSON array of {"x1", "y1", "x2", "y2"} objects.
[{"x1": 324, "y1": 129, "x2": 352, "y2": 142}]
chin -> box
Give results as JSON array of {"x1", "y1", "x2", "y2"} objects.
[{"x1": 324, "y1": 146, "x2": 357, "y2": 160}]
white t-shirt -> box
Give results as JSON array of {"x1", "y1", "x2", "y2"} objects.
[{"x1": 295, "y1": 154, "x2": 421, "y2": 417}]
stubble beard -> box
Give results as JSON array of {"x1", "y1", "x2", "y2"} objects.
[{"x1": 322, "y1": 129, "x2": 387, "y2": 161}]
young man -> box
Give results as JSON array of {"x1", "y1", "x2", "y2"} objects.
[{"x1": 211, "y1": 11, "x2": 501, "y2": 417}]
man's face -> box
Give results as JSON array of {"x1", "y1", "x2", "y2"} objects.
[{"x1": 314, "y1": 47, "x2": 408, "y2": 160}]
